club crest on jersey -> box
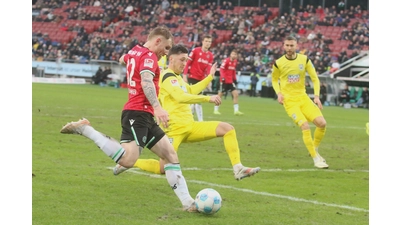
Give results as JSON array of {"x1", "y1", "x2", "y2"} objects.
[
  {"x1": 144, "y1": 58, "x2": 154, "y2": 68},
  {"x1": 170, "y1": 79, "x2": 179, "y2": 86},
  {"x1": 299, "y1": 64, "x2": 304, "y2": 70}
]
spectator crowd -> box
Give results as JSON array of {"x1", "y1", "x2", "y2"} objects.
[{"x1": 32, "y1": 0, "x2": 369, "y2": 76}]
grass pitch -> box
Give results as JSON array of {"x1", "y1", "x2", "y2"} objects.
[{"x1": 32, "y1": 83, "x2": 369, "y2": 225}]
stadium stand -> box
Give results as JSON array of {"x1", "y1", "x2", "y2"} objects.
[{"x1": 32, "y1": 0, "x2": 369, "y2": 76}]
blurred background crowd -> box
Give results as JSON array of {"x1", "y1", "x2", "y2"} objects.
[{"x1": 32, "y1": 0, "x2": 369, "y2": 75}]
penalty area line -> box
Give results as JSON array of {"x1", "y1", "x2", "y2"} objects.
[{"x1": 106, "y1": 167, "x2": 368, "y2": 213}]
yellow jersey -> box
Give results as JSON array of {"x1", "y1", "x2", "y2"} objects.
[
  {"x1": 271, "y1": 53, "x2": 320, "y2": 98},
  {"x1": 158, "y1": 55, "x2": 168, "y2": 73},
  {"x1": 158, "y1": 68, "x2": 212, "y2": 128}
]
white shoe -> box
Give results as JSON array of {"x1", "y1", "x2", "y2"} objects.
[
  {"x1": 315, "y1": 148, "x2": 326, "y2": 163},
  {"x1": 234, "y1": 166, "x2": 260, "y2": 180},
  {"x1": 313, "y1": 155, "x2": 329, "y2": 169},
  {"x1": 60, "y1": 118, "x2": 91, "y2": 135},
  {"x1": 318, "y1": 154, "x2": 326, "y2": 163},
  {"x1": 113, "y1": 164, "x2": 129, "y2": 175},
  {"x1": 213, "y1": 110, "x2": 221, "y2": 115}
]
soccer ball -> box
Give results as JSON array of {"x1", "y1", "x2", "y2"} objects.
[{"x1": 195, "y1": 188, "x2": 222, "y2": 214}]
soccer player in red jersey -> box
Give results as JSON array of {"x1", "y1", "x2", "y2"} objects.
[
  {"x1": 115, "y1": 44, "x2": 260, "y2": 180},
  {"x1": 182, "y1": 34, "x2": 214, "y2": 121},
  {"x1": 214, "y1": 49, "x2": 244, "y2": 115},
  {"x1": 59, "y1": 26, "x2": 198, "y2": 212}
]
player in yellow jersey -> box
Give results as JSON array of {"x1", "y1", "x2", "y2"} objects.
[
  {"x1": 113, "y1": 44, "x2": 260, "y2": 180},
  {"x1": 271, "y1": 36, "x2": 329, "y2": 169},
  {"x1": 158, "y1": 55, "x2": 168, "y2": 73}
]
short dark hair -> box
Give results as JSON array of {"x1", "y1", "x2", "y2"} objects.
[
  {"x1": 168, "y1": 44, "x2": 188, "y2": 57},
  {"x1": 285, "y1": 36, "x2": 297, "y2": 42}
]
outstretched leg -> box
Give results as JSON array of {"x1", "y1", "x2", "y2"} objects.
[
  {"x1": 216, "y1": 122, "x2": 260, "y2": 180},
  {"x1": 60, "y1": 118, "x2": 128, "y2": 165}
]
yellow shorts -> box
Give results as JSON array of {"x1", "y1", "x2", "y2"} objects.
[
  {"x1": 164, "y1": 121, "x2": 220, "y2": 151},
  {"x1": 283, "y1": 95, "x2": 322, "y2": 127}
]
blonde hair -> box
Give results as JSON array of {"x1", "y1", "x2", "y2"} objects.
[{"x1": 147, "y1": 26, "x2": 173, "y2": 42}]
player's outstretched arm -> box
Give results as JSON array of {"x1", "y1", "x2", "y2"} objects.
[{"x1": 209, "y1": 62, "x2": 217, "y2": 78}]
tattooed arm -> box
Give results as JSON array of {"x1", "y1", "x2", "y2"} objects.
[
  {"x1": 141, "y1": 71, "x2": 169, "y2": 128},
  {"x1": 141, "y1": 72, "x2": 160, "y2": 108}
]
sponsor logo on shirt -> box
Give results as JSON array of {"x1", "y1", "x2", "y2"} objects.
[
  {"x1": 288, "y1": 74, "x2": 300, "y2": 83},
  {"x1": 170, "y1": 79, "x2": 179, "y2": 86},
  {"x1": 144, "y1": 58, "x2": 154, "y2": 68},
  {"x1": 128, "y1": 50, "x2": 142, "y2": 56},
  {"x1": 197, "y1": 58, "x2": 210, "y2": 64}
]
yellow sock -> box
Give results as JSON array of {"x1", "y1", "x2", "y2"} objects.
[
  {"x1": 313, "y1": 127, "x2": 326, "y2": 150},
  {"x1": 134, "y1": 159, "x2": 162, "y2": 174},
  {"x1": 223, "y1": 129, "x2": 241, "y2": 166},
  {"x1": 302, "y1": 129, "x2": 317, "y2": 158}
]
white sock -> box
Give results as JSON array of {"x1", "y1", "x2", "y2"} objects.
[
  {"x1": 233, "y1": 163, "x2": 243, "y2": 174},
  {"x1": 190, "y1": 104, "x2": 195, "y2": 114},
  {"x1": 195, "y1": 104, "x2": 203, "y2": 121},
  {"x1": 82, "y1": 126, "x2": 125, "y2": 163},
  {"x1": 234, "y1": 104, "x2": 239, "y2": 112},
  {"x1": 214, "y1": 105, "x2": 219, "y2": 111},
  {"x1": 164, "y1": 163, "x2": 194, "y2": 207}
]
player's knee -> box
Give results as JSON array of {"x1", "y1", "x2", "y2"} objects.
[
  {"x1": 164, "y1": 148, "x2": 179, "y2": 163},
  {"x1": 232, "y1": 90, "x2": 239, "y2": 97},
  {"x1": 314, "y1": 117, "x2": 327, "y2": 128},
  {"x1": 318, "y1": 120, "x2": 327, "y2": 128},
  {"x1": 118, "y1": 150, "x2": 137, "y2": 168},
  {"x1": 119, "y1": 158, "x2": 135, "y2": 168},
  {"x1": 300, "y1": 121, "x2": 310, "y2": 130},
  {"x1": 216, "y1": 122, "x2": 234, "y2": 136}
]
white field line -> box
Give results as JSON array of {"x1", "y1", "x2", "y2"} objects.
[
  {"x1": 37, "y1": 113, "x2": 366, "y2": 130},
  {"x1": 106, "y1": 167, "x2": 369, "y2": 213},
  {"x1": 183, "y1": 167, "x2": 369, "y2": 173}
]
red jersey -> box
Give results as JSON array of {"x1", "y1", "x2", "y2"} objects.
[
  {"x1": 219, "y1": 57, "x2": 237, "y2": 84},
  {"x1": 183, "y1": 47, "x2": 214, "y2": 81},
  {"x1": 122, "y1": 45, "x2": 160, "y2": 115}
]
